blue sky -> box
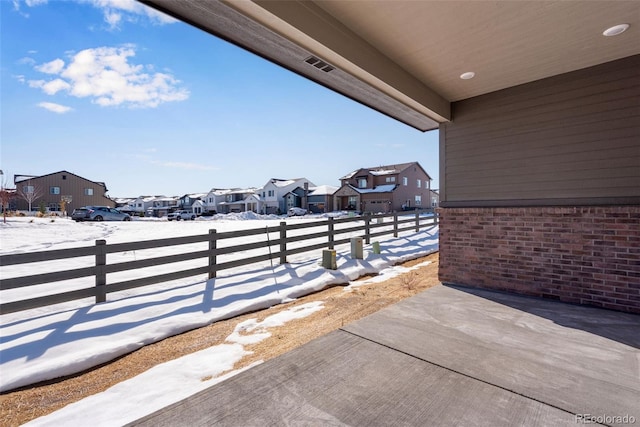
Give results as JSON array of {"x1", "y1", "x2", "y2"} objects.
[{"x1": 1, "y1": 0, "x2": 439, "y2": 197}]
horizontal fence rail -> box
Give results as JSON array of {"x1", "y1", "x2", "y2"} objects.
[{"x1": 0, "y1": 210, "x2": 437, "y2": 315}]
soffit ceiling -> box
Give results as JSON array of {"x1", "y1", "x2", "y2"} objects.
[{"x1": 142, "y1": 0, "x2": 640, "y2": 131}]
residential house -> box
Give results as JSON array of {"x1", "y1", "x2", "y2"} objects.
[
  {"x1": 146, "y1": 196, "x2": 180, "y2": 218},
  {"x1": 334, "y1": 162, "x2": 431, "y2": 213},
  {"x1": 430, "y1": 190, "x2": 439, "y2": 208},
  {"x1": 259, "y1": 178, "x2": 315, "y2": 215},
  {"x1": 244, "y1": 193, "x2": 261, "y2": 213},
  {"x1": 125, "y1": 196, "x2": 164, "y2": 216},
  {"x1": 13, "y1": 170, "x2": 114, "y2": 213},
  {"x1": 308, "y1": 185, "x2": 338, "y2": 213},
  {"x1": 218, "y1": 188, "x2": 258, "y2": 213},
  {"x1": 114, "y1": 197, "x2": 136, "y2": 210},
  {"x1": 178, "y1": 193, "x2": 208, "y2": 214},
  {"x1": 203, "y1": 188, "x2": 229, "y2": 215},
  {"x1": 284, "y1": 183, "x2": 337, "y2": 213}
]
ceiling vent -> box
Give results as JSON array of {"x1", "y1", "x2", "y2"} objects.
[{"x1": 304, "y1": 56, "x2": 335, "y2": 73}]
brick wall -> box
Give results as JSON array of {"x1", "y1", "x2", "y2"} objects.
[{"x1": 438, "y1": 206, "x2": 640, "y2": 313}]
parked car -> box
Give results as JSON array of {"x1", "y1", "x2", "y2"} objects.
[
  {"x1": 167, "y1": 210, "x2": 196, "y2": 221},
  {"x1": 287, "y1": 207, "x2": 307, "y2": 216},
  {"x1": 72, "y1": 206, "x2": 131, "y2": 222}
]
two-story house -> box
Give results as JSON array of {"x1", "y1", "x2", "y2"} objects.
[
  {"x1": 259, "y1": 178, "x2": 315, "y2": 215},
  {"x1": 218, "y1": 188, "x2": 258, "y2": 214},
  {"x1": 178, "y1": 193, "x2": 208, "y2": 214},
  {"x1": 284, "y1": 184, "x2": 338, "y2": 213},
  {"x1": 146, "y1": 196, "x2": 180, "y2": 217},
  {"x1": 203, "y1": 188, "x2": 229, "y2": 215},
  {"x1": 125, "y1": 196, "x2": 165, "y2": 216},
  {"x1": 13, "y1": 170, "x2": 114, "y2": 213},
  {"x1": 308, "y1": 185, "x2": 338, "y2": 213},
  {"x1": 333, "y1": 162, "x2": 432, "y2": 213}
]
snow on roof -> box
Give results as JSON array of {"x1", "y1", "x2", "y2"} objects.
[
  {"x1": 339, "y1": 169, "x2": 359, "y2": 180},
  {"x1": 369, "y1": 169, "x2": 397, "y2": 176},
  {"x1": 308, "y1": 185, "x2": 338, "y2": 196},
  {"x1": 226, "y1": 187, "x2": 257, "y2": 195},
  {"x1": 271, "y1": 179, "x2": 296, "y2": 187},
  {"x1": 356, "y1": 184, "x2": 397, "y2": 194}
]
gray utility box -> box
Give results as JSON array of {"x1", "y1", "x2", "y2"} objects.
[
  {"x1": 350, "y1": 237, "x2": 364, "y2": 259},
  {"x1": 322, "y1": 249, "x2": 337, "y2": 270}
]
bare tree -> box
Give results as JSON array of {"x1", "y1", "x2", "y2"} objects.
[{"x1": 17, "y1": 180, "x2": 43, "y2": 212}]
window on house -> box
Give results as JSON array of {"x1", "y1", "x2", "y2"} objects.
[
  {"x1": 403, "y1": 177, "x2": 408, "y2": 186},
  {"x1": 417, "y1": 179, "x2": 421, "y2": 188},
  {"x1": 385, "y1": 177, "x2": 395, "y2": 183},
  {"x1": 431, "y1": 197, "x2": 438, "y2": 207},
  {"x1": 415, "y1": 195, "x2": 422, "y2": 206},
  {"x1": 358, "y1": 178, "x2": 367, "y2": 188},
  {"x1": 50, "y1": 186, "x2": 60, "y2": 195},
  {"x1": 84, "y1": 188, "x2": 94, "y2": 196},
  {"x1": 48, "y1": 202, "x2": 60, "y2": 211},
  {"x1": 24, "y1": 185, "x2": 34, "y2": 194}
]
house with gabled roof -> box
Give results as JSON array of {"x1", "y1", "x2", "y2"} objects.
[
  {"x1": 259, "y1": 178, "x2": 315, "y2": 215},
  {"x1": 334, "y1": 162, "x2": 432, "y2": 213},
  {"x1": 218, "y1": 187, "x2": 259, "y2": 213},
  {"x1": 13, "y1": 170, "x2": 114, "y2": 213},
  {"x1": 284, "y1": 184, "x2": 338, "y2": 214}
]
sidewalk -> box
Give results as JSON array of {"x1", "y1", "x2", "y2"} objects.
[{"x1": 129, "y1": 284, "x2": 640, "y2": 426}]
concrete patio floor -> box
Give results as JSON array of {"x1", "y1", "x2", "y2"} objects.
[{"x1": 129, "y1": 284, "x2": 640, "y2": 427}]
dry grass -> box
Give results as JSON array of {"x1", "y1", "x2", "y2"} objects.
[{"x1": 1, "y1": 253, "x2": 440, "y2": 426}]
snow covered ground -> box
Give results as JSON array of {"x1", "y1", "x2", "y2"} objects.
[{"x1": 1, "y1": 213, "x2": 438, "y2": 426}]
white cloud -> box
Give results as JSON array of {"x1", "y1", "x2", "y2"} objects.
[
  {"x1": 35, "y1": 58, "x2": 65, "y2": 74},
  {"x1": 42, "y1": 79, "x2": 72, "y2": 95},
  {"x1": 28, "y1": 46, "x2": 189, "y2": 108},
  {"x1": 13, "y1": 0, "x2": 175, "y2": 28},
  {"x1": 84, "y1": 0, "x2": 176, "y2": 29},
  {"x1": 37, "y1": 102, "x2": 73, "y2": 114}
]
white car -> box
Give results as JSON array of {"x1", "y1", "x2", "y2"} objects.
[
  {"x1": 287, "y1": 207, "x2": 307, "y2": 216},
  {"x1": 167, "y1": 210, "x2": 196, "y2": 221}
]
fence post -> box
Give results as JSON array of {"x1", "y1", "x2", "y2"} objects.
[
  {"x1": 208, "y1": 229, "x2": 217, "y2": 279},
  {"x1": 328, "y1": 216, "x2": 334, "y2": 250},
  {"x1": 434, "y1": 209, "x2": 439, "y2": 225},
  {"x1": 364, "y1": 216, "x2": 371, "y2": 244},
  {"x1": 415, "y1": 211, "x2": 420, "y2": 232},
  {"x1": 279, "y1": 221, "x2": 287, "y2": 264},
  {"x1": 393, "y1": 212, "x2": 399, "y2": 238},
  {"x1": 95, "y1": 240, "x2": 106, "y2": 303}
]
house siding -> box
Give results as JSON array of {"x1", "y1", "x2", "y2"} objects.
[
  {"x1": 441, "y1": 55, "x2": 640, "y2": 206},
  {"x1": 13, "y1": 171, "x2": 114, "y2": 212},
  {"x1": 438, "y1": 56, "x2": 640, "y2": 313}
]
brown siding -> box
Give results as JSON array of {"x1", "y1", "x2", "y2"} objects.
[
  {"x1": 441, "y1": 55, "x2": 640, "y2": 206},
  {"x1": 14, "y1": 171, "x2": 114, "y2": 213},
  {"x1": 393, "y1": 166, "x2": 431, "y2": 210},
  {"x1": 439, "y1": 206, "x2": 640, "y2": 314}
]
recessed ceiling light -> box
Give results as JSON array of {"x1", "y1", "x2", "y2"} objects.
[
  {"x1": 460, "y1": 72, "x2": 475, "y2": 80},
  {"x1": 603, "y1": 24, "x2": 629, "y2": 37}
]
